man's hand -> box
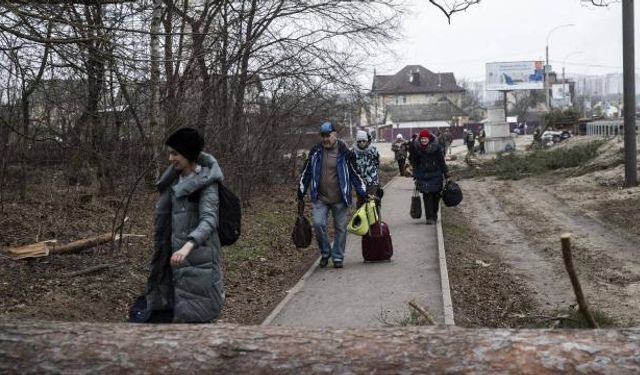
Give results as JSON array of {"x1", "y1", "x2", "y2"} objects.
[{"x1": 171, "y1": 241, "x2": 195, "y2": 267}]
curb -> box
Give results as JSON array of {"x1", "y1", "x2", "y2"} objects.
[
  {"x1": 436, "y1": 205, "x2": 455, "y2": 325},
  {"x1": 261, "y1": 254, "x2": 321, "y2": 326}
]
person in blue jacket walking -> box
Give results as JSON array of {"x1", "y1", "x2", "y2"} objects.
[{"x1": 298, "y1": 122, "x2": 367, "y2": 269}]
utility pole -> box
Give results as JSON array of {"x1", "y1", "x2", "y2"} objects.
[
  {"x1": 584, "y1": 77, "x2": 588, "y2": 118},
  {"x1": 545, "y1": 44, "x2": 550, "y2": 110},
  {"x1": 546, "y1": 24, "x2": 574, "y2": 111},
  {"x1": 502, "y1": 91, "x2": 509, "y2": 121},
  {"x1": 622, "y1": 0, "x2": 637, "y2": 186},
  {"x1": 561, "y1": 51, "x2": 583, "y2": 108}
]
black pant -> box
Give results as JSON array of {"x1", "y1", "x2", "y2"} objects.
[
  {"x1": 479, "y1": 141, "x2": 485, "y2": 154},
  {"x1": 423, "y1": 192, "x2": 440, "y2": 221},
  {"x1": 466, "y1": 142, "x2": 475, "y2": 153},
  {"x1": 397, "y1": 158, "x2": 406, "y2": 176}
]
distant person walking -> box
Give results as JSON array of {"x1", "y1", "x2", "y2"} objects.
[
  {"x1": 391, "y1": 133, "x2": 409, "y2": 176},
  {"x1": 145, "y1": 127, "x2": 225, "y2": 323},
  {"x1": 352, "y1": 130, "x2": 381, "y2": 208},
  {"x1": 477, "y1": 126, "x2": 486, "y2": 154},
  {"x1": 531, "y1": 126, "x2": 543, "y2": 149},
  {"x1": 409, "y1": 129, "x2": 449, "y2": 225},
  {"x1": 439, "y1": 128, "x2": 453, "y2": 156},
  {"x1": 298, "y1": 122, "x2": 367, "y2": 269},
  {"x1": 465, "y1": 128, "x2": 476, "y2": 161}
]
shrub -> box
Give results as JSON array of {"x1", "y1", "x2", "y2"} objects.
[{"x1": 466, "y1": 140, "x2": 606, "y2": 180}]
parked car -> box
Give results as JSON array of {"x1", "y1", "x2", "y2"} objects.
[{"x1": 541, "y1": 130, "x2": 572, "y2": 144}]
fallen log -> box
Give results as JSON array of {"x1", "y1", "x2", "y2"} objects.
[
  {"x1": 7, "y1": 233, "x2": 144, "y2": 260},
  {"x1": 51, "y1": 233, "x2": 115, "y2": 255},
  {"x1": 1, "y1": 320, "x2": 640, "y2": 374},
  {"x1": 62, "y1": 262, "x2": 124, "y2": 278}
]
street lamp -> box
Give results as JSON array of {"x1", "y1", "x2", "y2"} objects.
[
  {"x1": 545, "y1": 23, "x2": 575, "y2": 109},
  {"x1": 561, "y1": 51, "x2": 583, "y2": 106}
]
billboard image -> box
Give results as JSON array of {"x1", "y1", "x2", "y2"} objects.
[{"x1": 486, "y1": 61, "x2": 544, "y2": 91}]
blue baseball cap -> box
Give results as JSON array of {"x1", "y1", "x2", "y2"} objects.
[{"x1": 319, "y1": 122, "x2": 336, "y2": 134}]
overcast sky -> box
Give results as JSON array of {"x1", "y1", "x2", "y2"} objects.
[{"x1": 366, "y1": 0, "x2": 632, "y2": 86}]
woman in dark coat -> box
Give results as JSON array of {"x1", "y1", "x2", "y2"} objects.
[{"x1": 409, "y1": 129, "x2": 449, "y2": 225}]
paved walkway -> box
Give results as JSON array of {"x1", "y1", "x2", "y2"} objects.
[{"x1": 262, "y1": 176, "x2": 453, "y2": 328}]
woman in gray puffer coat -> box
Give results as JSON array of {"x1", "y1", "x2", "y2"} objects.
[{"x1": 145, "y1": 127, "x2": 225, "y2": 323}]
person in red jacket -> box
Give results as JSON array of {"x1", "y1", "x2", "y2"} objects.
[{"x1": 409, "y1": 129, "x2": 450, "y2": 225}]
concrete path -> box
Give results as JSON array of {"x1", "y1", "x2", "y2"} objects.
[{"x1": 262, "y1": 176, "x2": 453, "y2": 328}]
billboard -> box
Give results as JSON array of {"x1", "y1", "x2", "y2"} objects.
[{"x1": 486, "y1": 61, "x2": 544, "y2": 91}]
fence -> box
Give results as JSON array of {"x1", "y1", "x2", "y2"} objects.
[
  {"x1": 586, "y1": 120, "x2": 624, "y2": 138},
  {"x1": 584, "y1": 119, "x2": 640, "y2": 148}
]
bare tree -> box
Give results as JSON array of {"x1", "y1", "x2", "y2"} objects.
[
  {"x1": 0, "y1": 0, "x2": 402, "y2": 204},
  {"x1": 508, "y1": 90, "x2": 544, "y2": 124}
]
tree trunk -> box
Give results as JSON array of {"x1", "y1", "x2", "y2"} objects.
[
  {"x1": 19, "y1": 94, "x2": 29, "y2": 201},
  {"x1": 149, "y1": 0, "x2": 162, "y2": 178},
  {"x1": 2, "y1": 320, "x2": 640, "y2": 374}
]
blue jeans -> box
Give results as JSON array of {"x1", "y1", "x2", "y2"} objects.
[{"x1": 312, "y1": 200, "x2": 348, "y2": 262}]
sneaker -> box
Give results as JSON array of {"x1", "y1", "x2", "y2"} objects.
[
  {"x1": 319, "y1": 257, "x2": 329, "y2": 268},
  {"x1": 333, "y1": 260, "x2": 343, "y2": 269}
]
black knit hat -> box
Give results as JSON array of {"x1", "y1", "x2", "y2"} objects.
[{"x1": 165, "y1": 127, "x2": 204, "y2": 162}]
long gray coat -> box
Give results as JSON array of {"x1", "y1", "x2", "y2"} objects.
[{"x1": 146, "y1": 152, "x2": 225, "y2": 323}]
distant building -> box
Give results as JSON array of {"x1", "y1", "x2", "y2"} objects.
[
  {"x1": 367, "y1": 65, "x2": 466, "y2": 130},
  {"x1": 379, "y1": 96, "x2": 468, "y2": 140}
]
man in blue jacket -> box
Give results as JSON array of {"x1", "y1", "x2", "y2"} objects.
[{"x1": 298, "y1": 122, "x2": 367, "y2": 269}]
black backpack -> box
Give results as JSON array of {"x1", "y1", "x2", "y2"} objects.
[{"x1": 218, "y1": 183, "x2": 241, "y2": 246}]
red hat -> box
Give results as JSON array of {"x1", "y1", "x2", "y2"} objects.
[{"x1": 419, "y1": 129, "x2": 431, "y2": 139}]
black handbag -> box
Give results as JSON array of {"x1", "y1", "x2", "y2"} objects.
[
  {"x1": 442, "y1": 180, "x2": 463, "y2": 207},
  {"x1": 292, "y1": 200, "x2": 312, "y2": 248},
  {"x1": 410, "y1": 188, "x2": 422, "y2": 219}
]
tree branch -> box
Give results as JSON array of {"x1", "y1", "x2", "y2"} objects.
[
  {"x1": 582, "y1": 0, "x2": 617, "y2": 6},
  {"x1": 427, "y1": 0, "x2": 482, "y2": 24}
]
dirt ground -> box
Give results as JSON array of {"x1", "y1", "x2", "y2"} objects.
[{"x1": 443, "y1": 135, "x2": 640, "y2": 328}]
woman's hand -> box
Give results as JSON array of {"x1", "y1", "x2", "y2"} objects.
[{"x1": 171, "y1": 241, "x2": 195, "y2": 267}]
